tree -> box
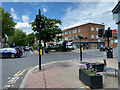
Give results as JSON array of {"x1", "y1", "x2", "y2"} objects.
[
  {"x1": 0, "y1": 7, "x2": 16, "y2": 38},
  {"x1": 8, "y1": 29, "x2": 27, "y2": 47},
  {"x1": 26, "y1": 33, "x2": 35, "y2": 46},
  {"x1": 31, "y1": 15, "x2": 62, "y2": 47}
]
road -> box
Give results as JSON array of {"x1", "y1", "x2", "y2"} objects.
[{"x1": 2, "y1": 49, "x2": 118, "y2": 87}]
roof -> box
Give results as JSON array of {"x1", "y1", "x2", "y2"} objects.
[
  {"x1": 112, "y1": 1, "x2": 120, "y2": 13},
  {"x1": 62, "y1": 23, "x2": 105, "y2": 31}
]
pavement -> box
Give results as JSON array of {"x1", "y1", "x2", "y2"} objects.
[{"x1": 18, "y1": 57, "x2": 119, "y2": 89}]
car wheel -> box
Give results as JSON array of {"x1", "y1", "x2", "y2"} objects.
[{"x1": 11, "y1": 54, "x2": 15, "y2": 58}]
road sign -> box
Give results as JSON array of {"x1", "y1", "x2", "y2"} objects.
[
  {"x1": 112, "y1": 29, "x2": 118, "y2": 33},
  {"x1": 13, "y1": 43, "x2": 15, "y2": 46}
]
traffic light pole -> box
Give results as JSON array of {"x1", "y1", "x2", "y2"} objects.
[
  {"x1": 39, "y1": 25, "x2": 41, "y2": 70},
  {"x1": 107, "y1": 27, "x2": 110, "y2": 47},
  {"x1": 80, "y1": 38, "x2": 82, "y2": 61}
]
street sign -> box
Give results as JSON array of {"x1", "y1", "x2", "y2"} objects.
[
  {"x1": 112, "y1": 29, "x2": 118, "y2": 33},
  {"x1": 13, "y1": 43, "x2": 15, "y2": 46}
]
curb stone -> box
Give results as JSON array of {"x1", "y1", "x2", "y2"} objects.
[{"x1": 19, "y1": 66, "x2": 38, "y2": 89}]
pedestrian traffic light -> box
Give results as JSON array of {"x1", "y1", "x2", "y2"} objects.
[{"x1": 98, "y1": 29, "x2": 103, "y2": 37}]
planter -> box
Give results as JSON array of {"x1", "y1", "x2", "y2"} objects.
[
  {"x1": 79, "y1": 69, "x2": 103, "y2": 89},
  {"x1": 86, "y1": 63, "x2": 104, "y2": 72},
  {"x1": 92, "y1": 64, "x2": 104, "y2": 72}
]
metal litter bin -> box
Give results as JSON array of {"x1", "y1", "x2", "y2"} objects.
[{"x1": 107, "y1": 47, "x2": 113, "y2": 58}]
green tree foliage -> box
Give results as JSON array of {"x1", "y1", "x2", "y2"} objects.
[
  {"x1": 26, "y1": 33, "x2": 35, "y2": 46},
  {"x1": 31, "y1": 15, "x2": 62, "y2": 47},
  {"x1": 8, "y1": 29, "x2": 27, "y2": 47},
  {"x1": 0, "y1": 7, "x2": 16, "y2": 37}
]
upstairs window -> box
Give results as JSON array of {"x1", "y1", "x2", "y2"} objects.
[
  {"x1": 91, "y1": 27, "x2": 94, "y2": 31},
  {"x1": 78, "y1": 28, "x2": 81, "y2": 32},
  {"x1": 96, "y1": 28, "x2": 99, "y2": 31},
  {"x1": 65, "y1": 32, "x2": 68, "y2": 35},
  {"x1": 69, "y1": 31, "x2": 71, "y2": 34},
  {"x1": 73, "y1": 30, "x2": 76, "y2": 33}
]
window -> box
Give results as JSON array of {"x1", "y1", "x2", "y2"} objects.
[
  {"x1": 73, "y1": 30, "x2": 76, "y2": 33},
  {"x1": 91, "y1": 27, "x2": 94, "y2": 31},
  {"x1": 96, "y1": 28, "x2": 99, "y2": 31},
  {"x1": 62, "y1": 33, "x2": 64, "y2": 35},
  {"x1": 69, "y1": 31, "x2": 71, "y2": 34},
  {"x1": 69, "y1": 36, "x2": 71, "y2": 40},
  {"x1": 73, "y1": 36, "x2": 76, "y2": 39},
  {"x1": 65, "y1": 37, "x2": 68, "y2": 40},
  {"x1": 65, "y1": 32, "x2": 68, "y2": 35},
  {"x1": 78, "y1": 28, "x2": 81, "y2": 32},
  {"x1": 96, "y1": 35, "x2": 99, "y2": 38},
  {"x1": 91, "y1": 34, "x2": 94, "y2": 38}
]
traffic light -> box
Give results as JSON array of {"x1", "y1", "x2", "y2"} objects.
[
  {"x1": 108, "y1": 30, "x2": 112, "y2": 37},
  {"x1": 98, "y1": 29, "x2": 104, "y2": 37},
  {"x1": 104, "y1": 30, "x2": 112, "y2": 37},
  {"x1": 36, "y1": 15, "x2": 41, "y2": 30}
]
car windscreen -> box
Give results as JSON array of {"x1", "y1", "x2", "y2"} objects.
[{"x1": 0, "y1": 48, "x2": 6, "y2": 52}]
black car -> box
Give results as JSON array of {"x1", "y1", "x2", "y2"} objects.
[{"x1": 100, "y1": 46, "x2": 112, "y2": 51}]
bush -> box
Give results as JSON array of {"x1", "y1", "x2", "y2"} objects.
[{"x1": 34, "y1": 46, "x2": 38, "y2": 50}]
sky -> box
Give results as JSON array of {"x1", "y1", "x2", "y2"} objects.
[{"x1": 1, "y1": 1, "x2": 118, "y2": 35}]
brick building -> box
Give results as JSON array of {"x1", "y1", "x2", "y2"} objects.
[{"x1": 61, "y1": 23, "x2": 117, "y2": 49}]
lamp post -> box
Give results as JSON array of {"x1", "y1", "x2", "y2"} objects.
[{"x1": 78, "y1": 35, "x2": 83, "y2": 61}]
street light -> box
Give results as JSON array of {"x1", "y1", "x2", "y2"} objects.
[{"x1": 78, "y1": 35, "x2": 83, "y2": 61}]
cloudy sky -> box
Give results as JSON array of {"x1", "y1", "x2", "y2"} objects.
[{"x1": 2, "y1": 1, "x2": 118, "y2": 34}]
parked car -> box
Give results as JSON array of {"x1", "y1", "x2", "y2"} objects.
[
  {"x1": 0, "y1": 48, "x2": 22, "y2": 58},
  {"x1": 66, "y1": 45, "x2": 74, "y2": 50},
  {"x1": 25, "y1": 46, "x2": 31, "y2": 51},
  {"x1": 100, "y1": 46, "x2": 112, "y2": 51}
]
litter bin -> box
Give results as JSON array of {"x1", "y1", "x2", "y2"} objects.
[{"x1": 107, "y1": 47, "x2": 113, "y2": 58}]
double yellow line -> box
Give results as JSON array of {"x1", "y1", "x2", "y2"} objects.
[{"x1": 13, "y1": 69, "x2": 27, "y2": 77}]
